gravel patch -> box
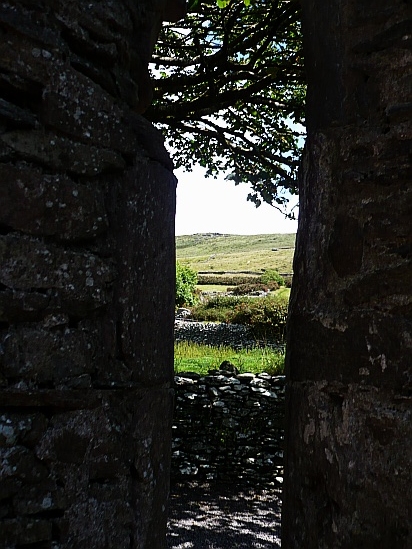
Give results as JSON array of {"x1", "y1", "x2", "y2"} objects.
[{"x1": 167, "y1": 482, "x2": 282, "y2": 548}]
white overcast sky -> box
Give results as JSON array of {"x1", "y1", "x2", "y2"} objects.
[{"x1": 174, "y1": 165, "x2": 299, "y2": 236}]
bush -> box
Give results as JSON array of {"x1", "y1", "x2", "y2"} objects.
[
  {"x1": 228, "y1": 282, "x2": 281, "y2": 295},
  {"x1": 176, "y1": 262, "x2": 198, "y2": 307},
  {"x1": 260, "y1": 269, "x2": 285, "y2": 287},
  {"x1": 190, "y1": 293, "x2": 289, "y2": 342},
  {"x1": 230, "y1": 295, "x2": 288, "y2": 341},
  {"x1": 197, "y1": 274, "x2": 260, "y2": 286},
  {"x1": 191, "y1": 295, "x2": 244, "y2": 322}
]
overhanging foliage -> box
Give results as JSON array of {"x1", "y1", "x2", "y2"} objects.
[{"x1": 148, "y1": 0, "x2": 305, "y2": 214}]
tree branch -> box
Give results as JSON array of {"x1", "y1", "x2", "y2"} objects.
[{"x1": 170, "y1": 120, "x2": 297, "y2": 183}]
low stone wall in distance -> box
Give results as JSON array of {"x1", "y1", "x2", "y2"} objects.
[{"x1": 171, "y1": 369, "x2": 285, "y2": 486}]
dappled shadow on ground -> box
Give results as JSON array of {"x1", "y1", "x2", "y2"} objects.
[{"x1": 167, "y1": 481, "x2": 282, "y2": 548}]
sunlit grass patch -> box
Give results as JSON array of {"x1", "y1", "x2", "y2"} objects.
[
  {"x1": 174, "y1": 341, "x2": 285, "y2": 376},
  {"x1": 176, "y1": 233, "x2": 295, "y2": 274}
]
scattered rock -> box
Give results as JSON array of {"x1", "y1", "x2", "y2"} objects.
[
  {"x1": 175, "y1": 308, "x2": 192, "y2": 319},
  {"x1": 219, "y1": 360, "x2": 239, "y2": 375}
]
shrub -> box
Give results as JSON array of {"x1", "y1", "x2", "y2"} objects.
[
  {"x1": 200, "y1": 295, "x2": 242, "y2": 309},
  {"x1": 228, "y1": 282, "x2": 281, "y2": 295},
  {"x1": 190, "y1": 305, "x2": 227, "y2": 323},
  {"x1": 228, "y1": 283, "x2": 270, "y2": 295},
  {"x1": 230, "y1": 295, "x2": 289, "y2": 341},
  {"x1": 191, "y1": 295, "x2": 244, "y2": 322},
  {"x1": 176, "y1": 262, "x2": 198, "y2": 307},
  {"x1": 197, "y1": 274, "x2": 260, "y2": 286},
  {"x1": 190, "y1": 293, "x2": 289, "y2": 342},
  {"x1": 260, "y1": 269, "x2": 285, "y2": 287}
]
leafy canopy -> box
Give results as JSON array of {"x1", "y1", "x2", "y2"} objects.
[{"x1": 148, "y1": 0, "x2": 305, "y2": 214}]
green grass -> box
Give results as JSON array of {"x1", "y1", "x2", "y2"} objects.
[
  {"x1": 196, "y1": 284, "x2": 231, "y2": 292},
  {"x1": 176, "y1": 233, "x2": 296, "y2": 255},
  {"x1": 272, "y1": 286, "x2": 290, "y2": 300},
  {"x1": 176, "y1": 233, "x2": 295, "y2": 274},
  {"x1": 174, "y1": 341, "x2": 285, "y2": 376}
]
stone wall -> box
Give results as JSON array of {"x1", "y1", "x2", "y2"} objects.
[
  {"x1": 171, "y1": 370, "x2": 285, "y2": 486},
  {"x1": 282, "y1": 1, "x2": 412, "y2": 547},
  {"x1": 0, "y1": 1, "x2": 183, "y2": 547}
]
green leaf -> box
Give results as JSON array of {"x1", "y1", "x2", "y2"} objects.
[{"x1": 187, "y1": 0, "x2": 201, "y2": 12}]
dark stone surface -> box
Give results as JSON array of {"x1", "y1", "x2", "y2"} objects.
[
  {"x1": 0, "y1": 1, "x2": 182, "y2": 547},
  {"x1": 172, "y1": 371, "x2": 285, "y2": 485},
  {"x1": 282, "y1": 1, "x2": 412, "y2": 547}
]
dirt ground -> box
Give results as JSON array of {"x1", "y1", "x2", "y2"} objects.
[{"x1": 167, "y1": 481, "x2": 282, "y2": 548}]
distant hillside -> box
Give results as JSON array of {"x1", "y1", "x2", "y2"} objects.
[{"x1": 176, "y1": 233, "x2": 296, "y2": 274}]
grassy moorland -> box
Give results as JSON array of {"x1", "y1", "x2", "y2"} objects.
[
  {"x1": 174, "y1": 233, "x2": 295, "y2": 376},
  {"x1": 176, "y1": 233, "x2": 295, "y2": 274}
]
